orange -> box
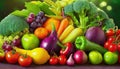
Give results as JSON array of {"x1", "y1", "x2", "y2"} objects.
[{"x1": 34, "y1": 27, "x2": 49, "y2": 39}]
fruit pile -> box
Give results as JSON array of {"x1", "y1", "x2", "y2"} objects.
[{"x1": 0, "y1": 0, "x2": 120, "y2": 67}]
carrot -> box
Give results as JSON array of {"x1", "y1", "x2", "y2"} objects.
[
  {"x1": 57, "y1": 18, "x2": 69, "y2": 38},
  {"x1": 43, "y1": 18, "x2": 60, "y2": 33},
  {"x1": 59, "y1": 25, "x2": 74, "y2": 41},
  {"x1": 34, "y1": 27, "x2": 49, "y2": 39}
]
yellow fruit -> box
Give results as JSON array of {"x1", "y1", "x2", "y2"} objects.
[{"x1": 14, "y1": 47, "x2": 50, "y2": 65}]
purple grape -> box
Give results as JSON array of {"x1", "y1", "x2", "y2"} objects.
[
  {"x1": 38, "y1": 11, "x2": 44, "y2": 17},
  {"x1": 35, "y1": 18, "x2": 41, "y2": 23},
  {"x1": 29, "y1": 28, "x2": 35, "y2": 33},
  {"x1": 2, "y1": 41, "x2": 9, "y2": 49},
  {"x1": 40, "y1": 16, "x2": 48, "y2": 24},
  {"x1": 37, "y1": 23, "x2": 42, "y2": 27},
  {"x1": 36, "y1": 16, "x2": 42, "y2": 19},
  {"x1": 30, "y1": 21, "x2": 38, "y2": 28},
  {"x1": 29, "y1": 13, "x2": 35, "y2": 18},
  {"x1": 5, "y1": 44, "x2": 13, "y2": 51},
  {"x1": 27, "y1": 17, "x2": 34, "y2": 23},
  {"x1": 12, "y1": 38, "x2": 21, "y2": 46}
]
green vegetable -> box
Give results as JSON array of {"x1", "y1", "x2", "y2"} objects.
[
  {"x1": 75, "y1": 36, "x2": 107, "y2": 54},
  {"x1": 64, "y1": 0, "x2": 115, "y2": 33},
  {"x1": 0, "y1": 14, "x2": 29, "y2": 36}
]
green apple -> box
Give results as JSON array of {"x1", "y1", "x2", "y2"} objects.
[
  {"x1": 89, "y1": 51, "x2": 103, "y2": 64},
  {"x1": 21, "y1": 34, "x2": 40, "y2": 50},
  {"x1": 0, "y1": 50, "x2": 5, "y2": 62},
  {"x1": 104, "y1": 51, "x2": 118, "y2": 65}
]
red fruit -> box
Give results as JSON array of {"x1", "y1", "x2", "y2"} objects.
[
  {"x1": 116, "y1": 29, "x2": 120, "y2": 36},
  {"x1": 106, "y1": 29, "x2": 114, "y2": 37},
  {"x1": 104, "y1": 41, "x2": 111, "y2": 49},
  {"x1": 6, "y1": 50, "x2": 20, "y2": 64},
  {"x1": 18, "y1": 55, "x2": 32, "y2": 67},
  {"x1": 117, "y1": 43, "x2": 120, "y2": 52},
  {"x1": 107, "y1": 37, "x2": 115, "y2": 43},
  {"x1": 58, "y1": 55, "x2": 67, "y2": 65},
  {"x1": 49, "y1": 56, "x2": 58, "y2": 65},
  {"x1": 108, "y1": 44, "x2": 117, "y2": 52}
]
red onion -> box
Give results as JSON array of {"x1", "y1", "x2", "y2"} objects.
[{"x1": 73, "y1": 50, "x2": 88, "y2": 64}]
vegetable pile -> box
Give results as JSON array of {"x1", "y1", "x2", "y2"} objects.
[{"x1": 0, "y1": 0, "x2": 120, "y2": 67}]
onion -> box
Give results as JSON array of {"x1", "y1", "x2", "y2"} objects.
[
  {"x1": 67, "y1": 54, "x2": 75, "y2": 66},
  {"x1": 85, "y1": 26, "x2": 106, "y2": 45},
  {"x1": 73, "y1": 50, "x2": 87, "y2": 64}
]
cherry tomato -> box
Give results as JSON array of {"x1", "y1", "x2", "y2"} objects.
[
  {"x1": 5, "y1": 50, "x2": 20, "y2": 64},
  {"x1": 58, "y1": 55, "x2": 67, "y2": 65},
  {"x1": 116, "y1": 29, "x2": 120, "y2": 36},
  {"x1": 107, "y1": 37, "x2": 115, "y2": 43},
  {"x1": 18, "y1": 54, "x2": 32, "y2": 67},
  {"x1": 108, "y1": 44, "x2": 117, "y2": 52},
  {"x1": 117, "y1": 43, "x2": 120, "y2": 52},
  {"x1": 106, "y1": 29, "x2": 115, "y2": 37},
  {"x1": 104, "y1": 41, "x2": 111, "y2": 49},
  {"x1": 49, "y1": 56, "x2": 58, "y2": 65}
]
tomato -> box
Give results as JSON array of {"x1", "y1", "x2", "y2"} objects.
[
  {"x1": 106, "y1": 29, "x2": 115, "y2": 37},
  {"x1": 49, "y1": 56, "x2": 58, "y2": 65},
  {"x1": 116, "y1": 29, "x2": 120, "y2": 36},
  {"x1": 117, "y1": 43, "x2": 120, "y2": 52},
  {"x1": 18, "y1": 54, "x2": 32, "y2": 67},
  {"x1": 58, "y1": 55, "x2": 67, "y2": 65},
  {"x1": 108, "y1": 44, "x2": 117, "y2": 52},
  {"x1": 5, "y1": 50, "x2": 20, "y2": 64},
  {"x1": 107, "y1": 37, "x2": 115, "y2": 43},
  {"x1": 104, "y1": 41, "x2": 111, "y2": 49}
]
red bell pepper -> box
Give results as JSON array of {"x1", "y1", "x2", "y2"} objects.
[{"x1": 60, "y1": 42, "x2": 73, "y2": 56}]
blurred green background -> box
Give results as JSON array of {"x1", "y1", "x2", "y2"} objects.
[{"x1": 0, "y1": 0, "x2": 119, "y2": 28}]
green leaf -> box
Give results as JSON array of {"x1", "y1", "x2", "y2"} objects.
[
  {"x1": 12, "y1": 9, "x2": 30, "y2": 17},
  {"x1": 0, "y1": 14, "x2": 29, "y2": 36},
  {"x1": 25, "y1": 2, "x2": 41, "y2": 15}
]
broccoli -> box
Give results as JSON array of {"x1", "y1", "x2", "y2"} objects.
[{"x1": 64, "y1": 0, "x2": 115, "y2": 33}]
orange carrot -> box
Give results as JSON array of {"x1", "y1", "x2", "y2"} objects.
[
  {"x1": 43, "y1": 18, "x2": 60, "y2": 33},
  {"x1": 57, "y1": 18, "x2": 69, "y2": 37}
]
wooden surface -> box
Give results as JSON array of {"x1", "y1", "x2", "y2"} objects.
[{"x1": 0, "y1": 63, "x2": 120, "y2": 69}]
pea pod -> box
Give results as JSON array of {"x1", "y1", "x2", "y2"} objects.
[{"x1": 62, "y1": 28, "x2": 83, "y2": 43}]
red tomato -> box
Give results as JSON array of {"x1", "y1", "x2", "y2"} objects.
[
  {"x1": 18, "y1": 55, "x2": 32, "y2": 67},
  {"x1": 106, "y1": 29, "x2": 115, "y2": 37},
  {"x1": 116, "y1": 29, "x2": 120, "y2": 36},
  {"x1": 5, "y1": 50, "x2": 20, "y2": 64},
  {"x1": 108, "y1": 44, "x2": 117, "y2": 52},
  {"x1": 117, "y1": 43, "x2": 120, "y2": 52},
  {"x1": 107, "y1": 37, "x2": 115, "y2": 43},
  {"x1": 104, "y1": 41, "x2": 111, "y2": 49},
  {"x1": 58, "y1": 55, "x2": 67, "y2": 65},
  {"x1": 49, "y1": 56, "x2": 58, "y2": 65}
]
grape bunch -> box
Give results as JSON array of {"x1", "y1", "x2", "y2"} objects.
[
  {"x1": 1, "y1": 35, "x2": 21, "y2": 53},
  {"x1": 27, "y1": 11, "x2": 48, "y2": 33}
]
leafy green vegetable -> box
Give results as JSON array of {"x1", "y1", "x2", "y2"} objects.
[
  {"x1": 12, "y1": 9, "x2": 30, "y2": 17},
  {"x1": 64, "y1": 0, "x2": 115, "y2": 32},
  {"x1": 73, "y1": 0, "x2": 90, "y2": 32},
  {"x1": 25, "y1": 2, "x2": 41, "y2": 15},
  {"x1": 0, "y1": 14, "x2": 29, "y2": 36}
]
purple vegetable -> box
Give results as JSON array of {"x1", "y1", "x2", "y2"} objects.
[
  {"x1": 40, "y1": 24, "x2": 58, "y2": 53},
  {"x1": 85, "y1": 26, "x2": 106, "y2": 45},
  {"x1": 73, "y1": 50, "x2": 88, "y2": 64},
  {"x1": 67, "y1": 54, "x2": 75, "y2": 66}
]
